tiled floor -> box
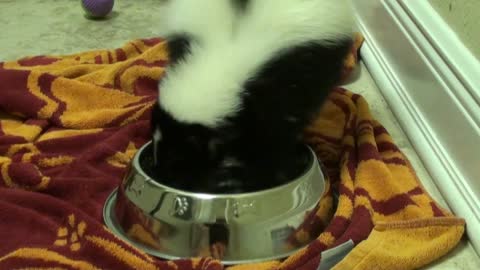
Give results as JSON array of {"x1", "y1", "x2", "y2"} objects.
[{"x1": 1, "y1": 0, "x2": 479, "y2": 269}]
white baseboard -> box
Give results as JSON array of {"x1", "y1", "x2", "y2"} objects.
[{"x1": 353, "y1": 0, "x2": 480, "y2": 255}]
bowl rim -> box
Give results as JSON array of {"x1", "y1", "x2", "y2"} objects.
[{"x1": 132, "y1": 141, "x2": 322, "y2": 199}]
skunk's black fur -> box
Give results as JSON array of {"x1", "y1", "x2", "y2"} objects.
[{"x1": 151, "y1": 0, "x2": 354, "y2": 193}]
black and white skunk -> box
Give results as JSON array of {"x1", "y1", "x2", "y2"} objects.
[{"x1": 151, "y1": 0, "x2": 354, "y2": 193}]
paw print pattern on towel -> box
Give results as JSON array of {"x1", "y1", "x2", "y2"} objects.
[{"x1": 54, "y1": 214, "x2": 87, "y2": 252}]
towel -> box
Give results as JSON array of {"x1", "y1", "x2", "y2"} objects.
[{"x1": 0, "y1": 34, "x2": 464, "y2": 270}]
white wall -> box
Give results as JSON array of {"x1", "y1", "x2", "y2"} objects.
[{"x1": 428, "y1": 0, "x2": 480, "y2": 60}]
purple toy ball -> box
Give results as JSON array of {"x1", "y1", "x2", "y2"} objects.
[{"x1": 82, "y1": 0, "x2": 115, "y2": 19}]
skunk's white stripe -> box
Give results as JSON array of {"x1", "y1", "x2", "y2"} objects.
[{"x1": 159, "y1": 0, "x2": 354, "y2": 127}]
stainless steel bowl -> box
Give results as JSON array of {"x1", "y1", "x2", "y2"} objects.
[{"x1": 104, "y1": 141, "x2": 326, "y2": 265}]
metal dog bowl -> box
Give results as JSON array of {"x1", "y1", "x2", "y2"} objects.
[{"x1": 104, "y1": 141, "x2": 326, "y2": 265}]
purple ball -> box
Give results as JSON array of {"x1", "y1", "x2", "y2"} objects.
[{"x1": 82, "y1": 0, "x2": 114, "y2": 18}]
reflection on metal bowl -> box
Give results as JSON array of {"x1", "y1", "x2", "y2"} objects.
[{"x1": 103, "y1": 141, "x2": 326, "y2": 265}]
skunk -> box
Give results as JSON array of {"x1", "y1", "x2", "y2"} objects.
[{"x1": 151, "y1": 0, "x2": 355, "y2": 193}]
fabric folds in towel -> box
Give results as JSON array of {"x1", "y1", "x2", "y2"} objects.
[{"x1": 0, "y1": 34, "x2": 464, "y2": 270}]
